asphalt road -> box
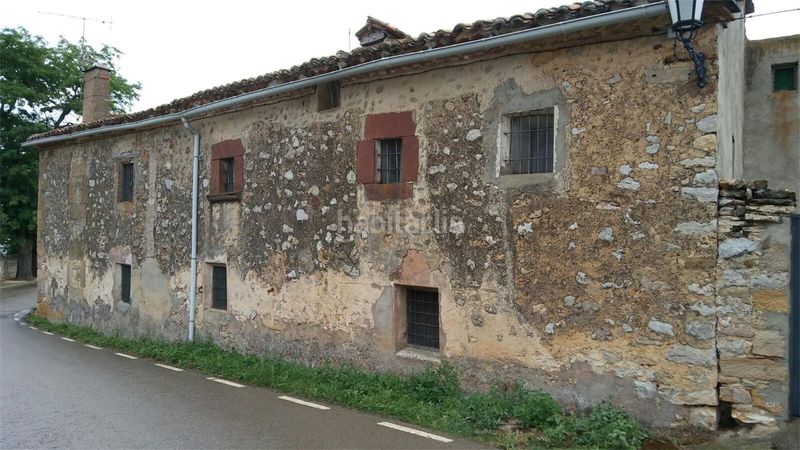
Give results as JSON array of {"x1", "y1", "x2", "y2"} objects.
[{"x1": 0, "y1": 285, "x2": 484, "y2": 449}]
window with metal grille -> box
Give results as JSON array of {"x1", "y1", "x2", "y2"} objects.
[
  {"x1": 377, "y1": 138, "x2": 402, "y2": 184},
  {"x1": 506, "y1": 110, "x2": 554, "y2": 174},
  {"x1": 120, "y1": 264, "x2": 131, "y2": 304},
  {"x1": 406, "y1": 288, "x2": 439, "y2": 350},
  {"x1": 220, "y1": 158, "x2": 235, "y2": 193},
  {"x1": 211, "y1": 265, "x2": 227, "y2": 310},
  {"x1": 119, "y1": 163, "x2": 134, "y2": 202},
  {"x1": 773, "y1": 63, "x2": 798, "y2": 92}
]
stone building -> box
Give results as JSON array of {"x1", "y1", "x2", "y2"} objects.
[{"x1": 25, "y1": 0, "x2": 799, "y2": 432}]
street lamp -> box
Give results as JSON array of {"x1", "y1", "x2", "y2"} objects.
[{"x1": 665, "y1": 0, "x2": 707, "y2": 88}]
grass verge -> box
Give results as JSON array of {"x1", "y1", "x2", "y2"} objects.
[{"x1": 25, "y1": 314, "x2": 648, "y2": 449}]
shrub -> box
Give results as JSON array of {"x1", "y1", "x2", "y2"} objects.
[
  {"x1": 458, "y1": 383, "x2": 560, "y2": 432},
  {"x1": 407, "y1": 364, "x2": 461, "y2": 404},
  {"x1": 574, "y1": 403, "x2": 649, "y2": 450}
]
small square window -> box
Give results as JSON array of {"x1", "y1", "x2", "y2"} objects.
[
  {"x1": 119, "y1": 264, "x2": 131, "y2": 304},
  {"x1": 119, "y1": 163, "x2": 134, "y2": 202},
  {"x1": 220, "y1": 158, "x2": 235, "y2": 193},
  {"x1": 376, "y1": 138, "x2": 402, "y2": 184},
  {"x1": 406, "y1": 288, "x2": 439, "y2": 350},
  {"x1": 773, "y1": 63, "x2": 798, "y2": 92},
  {"x1": 317, "y1": 81, "x2": 340, "y2": 111},
  {"x1": 505, "y1": 110, "x2": 554, "y2": 175},
  {"x1": 211, "y1": 265, "x2": 227, "y2": 310}
]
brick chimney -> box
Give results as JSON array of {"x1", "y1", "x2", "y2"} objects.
[{"x1": 82, "y1": 64, "x2": 112, "y2": 123}]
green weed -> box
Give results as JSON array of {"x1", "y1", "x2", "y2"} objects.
[{"x1": 25, "y1": 314, "x2": 648, "y2": 449}]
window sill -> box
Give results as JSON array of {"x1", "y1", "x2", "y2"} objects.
[
  {"x1": 207, "y1": 191, "x2": 242, "y2": 203},
  {"x1": 115, "y1": 201, "x2": 134, "y2": 214},
  {"x1": 395, "y1": 347, "x2": 440, "y2": 363},
  {"x1": 364, "y1": 182, "x2": 413, "y2": 201},
  {"x1": 495, "y1": 172, "x2": 555, "y2": 188}
]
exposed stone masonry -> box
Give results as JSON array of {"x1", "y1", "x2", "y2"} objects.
[{"x1": 715, "y1": 179, "x2": 796, "y2": 432}]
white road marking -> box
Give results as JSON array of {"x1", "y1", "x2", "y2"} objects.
[
  {"x1": 84, "y1": 344, "x2": 103, "y2": 350},
  {"x1": 206, "y1": 377, "x2": 245, "y2": 388},
  {"x1": 42, "y1": 331, "x2": 54, "y2": 335},
  {"x1": 60, "y1": 337, "x2": 76, "y2": 342},
  {"x1": 29, "y1": 326, "x2": 38, "y2": 330},
  {"x1": 115, "y1": 352, "x2": 138, "y2": 360},
  {"x1": 377, "y1": 422, "x2": 453, "y2": 443},
  {"x1": 13, "y1": 317, "x2": 19, "y2": 321},
  {"x1": 278, "y1": 396, "x2": 330, "y2": 410},
  {"x1": 154, "y1": 363, "x2": 184, "y2": 372}
]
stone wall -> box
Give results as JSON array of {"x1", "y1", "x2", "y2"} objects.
[
  {"x1": 35, "y1": 25, "x2": 749, "y2": 429},
  {"x1": 715, "y1": 180, "x2": 796, "y2": 432},
  {"x1": 0, "y1": 255, "x2": 17, "y2": 281}
]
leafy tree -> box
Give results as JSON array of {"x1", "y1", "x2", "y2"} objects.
[{"x1": 0, "y1": 27, "x2": 141, "y2": 279}]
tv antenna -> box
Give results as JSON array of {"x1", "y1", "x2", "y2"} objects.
[{"x1": 38, "y1": 11, "x2": 113, "y2": 43}]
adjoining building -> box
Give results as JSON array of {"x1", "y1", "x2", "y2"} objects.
[{"x1": 25, "y1": 0, "x2": 799, "y2": 431}]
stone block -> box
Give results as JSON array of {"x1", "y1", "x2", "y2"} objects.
[
  {"x1": 648, "y1": 318, "x2": 674, "y2": 336},
  {"x1": 666, "y1": 344, "x2": 716, "y2": 366},
  {"x1": 718, "y1": 238, "x2": 758, "y2": 259},
  {"x1": 720, "y1": 358, "x2": 787, "y2": 381},
  {"x1": 717, "y1": 337, "x2": 752, "y2": 356},
  {"x1": 688, "y1": 407, "x2": 717, "y2": 430},
  {"x1": 686, "y1": 321, "x2": 715, "y2": 340},
  {"x1": 692, "y1": 134, "x2": 717, "y2": 152},
  {"x1": 633, "y1": 380, "x2": 656, "y2": 399},
  {"x1": 731, "y1": 404, "x2": 776, "y2": 425},
  {"x1": 752, "y1": 289, "x2": 788, "y2": 313},
  {"x1": 671, "y1": 389, "x2": 718, "y2": 406},
  {"x1": 752, "y1": 273, "x2": 789, "y2": 289},
  {"x1": 752, "y1": 330, "x2": 785, "y2": 358},
  {"x1": 719, "y1": 385, "x2": 752, "y2": 404}
]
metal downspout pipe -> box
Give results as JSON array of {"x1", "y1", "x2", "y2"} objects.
[{"x1": 181, "y1": 118, "x2": 200, "y2": 341}]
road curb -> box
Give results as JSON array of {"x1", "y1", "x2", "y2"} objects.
[{"x1": 0, "y1": 280, "x2": 37, "y2": 292}]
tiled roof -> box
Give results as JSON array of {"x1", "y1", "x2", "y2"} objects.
[{"x1": 32, "y1": 0, "x2": 661, "y2": 141}]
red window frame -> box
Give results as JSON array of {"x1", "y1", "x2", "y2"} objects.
[
  {"x1": 356, "y1": 111, "x2": 419, "y2": 200},
  {"x1": 209, "y1": 139, "x2": 244, "y2": 201}
]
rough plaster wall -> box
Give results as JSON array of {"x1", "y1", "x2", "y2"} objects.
[
  {"x1": 716, "y1": 15, "x2": 747, "y2": 179},
  {"x1": 38, "y1": 28, "x2": 730, "y2": 429},
  {"x1": 743, "y1": 35, "x2": 800, "y2": 203}
]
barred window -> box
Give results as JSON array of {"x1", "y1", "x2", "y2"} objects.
[
  {"x1": 377, "y1": 138, "x2": 402, "y2": 184},
  {"x1": 220, "y1": 158, "x2": 235, "y2": 193},
  {"x1": 119, "y1": 264, "x2": 131, "y2": 304},
  {"x1": 506, "y1": 110, "x2": 554, "y2": 175},
  {"x1": 119, "y1": 163, "x2": 134, "y2": 202},
  {"x1": 211, "y1": 265, "x2": 227, "y2": 310},
  {"x1": 406, "y1": 288, "x2": 439, "y2": 350}
]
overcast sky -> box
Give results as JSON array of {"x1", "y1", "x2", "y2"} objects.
[{"x1": 4, "y1": 0, "x2": 799, "y2": 112}]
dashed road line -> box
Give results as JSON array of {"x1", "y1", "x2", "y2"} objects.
[
  {"x1": 377, "y1": 422, "x2": 453, "y2": 443},
  {"x1": 278, "y1": 396, "x2": 330, "y2": 410},
  {"x1": 42, "y1": 331, "x2": 54, "y2": 336},
  {"x1": 206, "y1": 377, "x2": 245, "y2": 388},
  {"x1": 115, "y1": 352, "x2": 138, "y2": 360},
  {"x1": 154, "y1": 363, "x2": 184, "y2": 372},
  {"x1": 60, "y1": 337, "x2": 75, "y2": 342},
  {"x1": 84, "y1": 344, "x2": 103, "y2": 350},
  {"x1": 28, "y1": 326, "x2": 38, "y2": 330}
]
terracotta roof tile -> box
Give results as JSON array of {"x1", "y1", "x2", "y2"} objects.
[{"x1": 31, "y1": 0, "x2": 655, "y2": 141}]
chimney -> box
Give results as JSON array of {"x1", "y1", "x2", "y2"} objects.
[
  {"x1": 82, "y1": 64, "x2": 112, "y2": 123},
  {"x1": 355, "y1": 17, "x2": 410, "y2": 47}
]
